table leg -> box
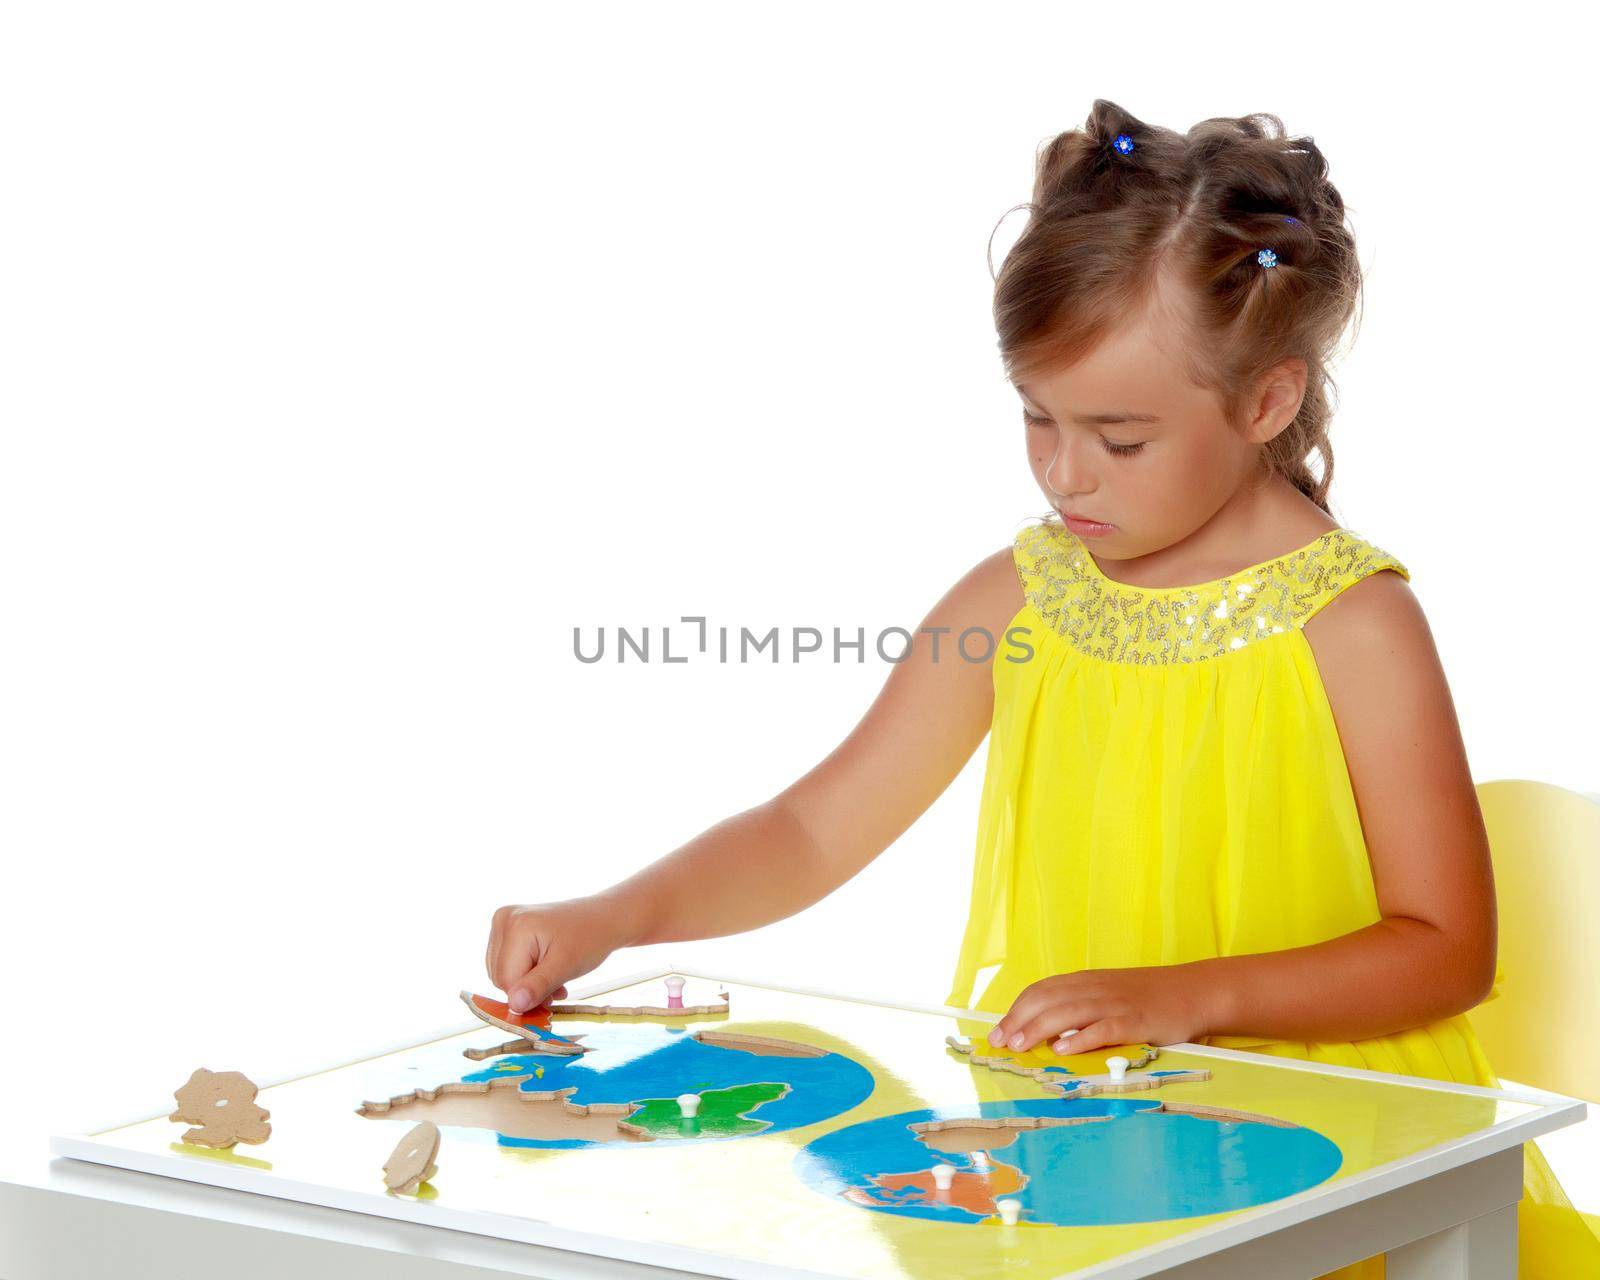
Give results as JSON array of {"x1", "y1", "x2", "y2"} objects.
[{"x1": 1387, "y1": 1203, "x2": 1517, "y2": 1280}]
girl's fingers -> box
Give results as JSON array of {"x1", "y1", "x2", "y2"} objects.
[
  {"x1": 988, "y1": 989, "x2": 1052, "y2": 1047},
  {"x1": 1001, "y1": 1011, "x2": 1087, "y2": 1054},
  {"x1": 1053, "y1": 1019, "x2": 1126, "y2": 1059},
  {"x1": 488, "y1": 909, "x2": 526, "y2": 993},
  {"x1": 496, "y1": 936, "x2": 533, "y2": 995},
  {"x1": 508, "y1": 951, "x2": 563, "y2": 1013}
]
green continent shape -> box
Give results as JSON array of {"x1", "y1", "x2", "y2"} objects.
[{"x1": 626, "y1": 1082, "x2": 790, "y2": 1138}]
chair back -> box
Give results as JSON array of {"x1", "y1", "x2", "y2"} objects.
[{"x1": 1468, "y1": 780, "x2": 1600, "y2": 1103}]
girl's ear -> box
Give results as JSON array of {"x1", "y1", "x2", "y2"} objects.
[{"x1": 1248, "y1": 358, "x2": 1309, "y2": 446}]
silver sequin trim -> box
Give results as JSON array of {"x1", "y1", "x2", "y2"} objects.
[{"x1": 1016, "y1": 520, "x2": 1410, "y2": 666}]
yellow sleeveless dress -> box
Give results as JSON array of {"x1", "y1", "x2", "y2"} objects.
[{"x1": 945, "y1": 516, "x2": 1600, "y2": 1279}]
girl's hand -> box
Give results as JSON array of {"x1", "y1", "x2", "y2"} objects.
[
  {"x1": 485, "y1": 895, "x2": 634, "y2": 1014},
  {"x1": 985, "y1": 963, "x2": 1221, "y2": 1059}
]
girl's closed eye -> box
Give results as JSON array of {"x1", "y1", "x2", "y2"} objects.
[{"x1": 1022, "y1": 410, "x2": 1147, "y2": 457}]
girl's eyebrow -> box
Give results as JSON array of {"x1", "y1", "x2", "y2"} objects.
[{"x1": 1014, "y1": 384, "x2": 1163, "y2": 425}]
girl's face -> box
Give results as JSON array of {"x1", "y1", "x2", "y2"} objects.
[{"x1": 1016, "y1": 296, "x2": 1304, "y2": 565}]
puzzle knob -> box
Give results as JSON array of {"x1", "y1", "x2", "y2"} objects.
[
  {"x1": 996, "y1": 1198, "x2": 1022, "y2": 1226},
  {"x1": 677, "y1": 1092, "x2": 701, "y2": 1118},
  {"x1": 665, "y1": 976, "x2": 686, "y2": 1009},
  {"x1": 1106, "y1": 1055, "x2": 1130, "y2": 1081},
  {"x1": 931, "y1": 1162, "x2": 955, "y2": 1191}
]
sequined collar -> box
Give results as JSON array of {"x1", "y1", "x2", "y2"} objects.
[
  {"x1": 1071, "y1": 526, "x2": 1351, "y2": 596},
  {"x1": 1016, "y1": 518, "x2": 1410, "y2": 665}
]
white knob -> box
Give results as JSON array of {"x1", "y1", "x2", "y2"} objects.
[
  {"x1": 677, "y1": 1092, "x2": 701, "y2": 1118},
  {"x1": 665, "y1": 976, "x2": 686, "y2": 994},
  {"x1": 931, "y1": 1162, "x2": 955, "y2": 1190},
  {"x1": 1106, "y1": 1055, "x2": 1130, "y2": 1080},
  {"x1": 996, "y1": 1198, "x2": 1022, "y2": 1226}
]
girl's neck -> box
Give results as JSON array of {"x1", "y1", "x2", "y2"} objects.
[{"x1": 1092, "y1": 483, "x2": 1334, "y2": 590}]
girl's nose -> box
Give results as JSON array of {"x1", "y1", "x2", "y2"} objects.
[{"x1": 1046, "y1": 432, "x2": 1094, "y2": 499}]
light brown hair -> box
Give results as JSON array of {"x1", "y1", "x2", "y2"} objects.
[{"x1": 991, "y1": 99, "x2": 1364, "y2": 514}]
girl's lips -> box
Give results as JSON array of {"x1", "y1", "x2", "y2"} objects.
[{"x1": 1060, "y1": 512, "x2": 1115, "y2": 537}]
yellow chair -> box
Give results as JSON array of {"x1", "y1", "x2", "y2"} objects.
[
  {"x1": 1469, "y1": 780, "x2": 1600, "y2": 1104},
  {"x1": 1468, "y1": 779, "x2": 1600, "y2": 1233}
]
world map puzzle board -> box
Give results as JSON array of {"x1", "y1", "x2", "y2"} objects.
[{"x1": 51, "y1": 967, "x2": 1545, "y2": 1280}]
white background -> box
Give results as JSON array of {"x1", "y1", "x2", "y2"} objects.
[{"x1": 3, "y1": 0, "x2": 1596, "y2": 1206}]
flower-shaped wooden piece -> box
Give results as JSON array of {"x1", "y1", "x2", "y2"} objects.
[{"x1": 168, "y1": 1068, "x2": 272, "y2": 1149}]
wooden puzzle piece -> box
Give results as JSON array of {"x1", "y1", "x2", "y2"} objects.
[
  {"x1": 463, "y1": 1035, "x2": 550, "y2": 1061},
  {"x1": 912, "y1": 1112, "x2": 1115, "y2": 1153},
  {"x1": 459, "y1": 982, "x2": 730, "y2": 1057},
  {"x1": 382, "y1": 1027, "x2": 829, "y2": 1143},
  {"x1": 945, "y1": 1033, "x2": 1159, "y2": 1076},
  {"x1": 546, "y1": 991, "x2": 730, "y2": 1018},
  {"x1": 545, "y1": 976, "x2": 729, "y2": 1018},
  {"x1": 944, "y1": 1034, "x2": 1210, "y2": 1098},
  {"x1": 693, "y1": 1029, "x2": 827, "y2": 1058},
  {"x1": 168, "y1": 1068, "x2": 272, "y2": 1149},
  {"x1": 458, "y1": 991, "x2": 588, "y2": 1053},
  {"x1": 359, "y1": 1079, "x2": 657, "y2": 1143},
  {"x1": 459, "y1": 1023, "x2": 798, "y2": 1065},
  {"x1": 382, "y1": 1120, "x2": 440, "y2": 1194},
  {"x1": 844, "y1": 1158, "x2": 1026, "y2": 1214},
  {"x1": 914, "y1": 1100, "x2": 1293, "y2": 1142},
  {"x1": 457, "y1": 998, "x2": 732, "y2": 1062},
  {"x1": 1039, "y1": 1066, "x2": 1211, "y2": 1100},
  {"x1": 618, "y1": 1082, "x2": 792, "y2": 1139},
  {"x1": 1143, "y1": 1101, "x2": 1299, "y2": 1128}
]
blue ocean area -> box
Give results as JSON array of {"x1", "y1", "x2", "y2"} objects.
[
  {"x1": 461, "y1": 1022, "x2": 875, "y2": 1150},
  {"x1": 795, "y1": 1096, "x2": 1343, "y2": 1226}
]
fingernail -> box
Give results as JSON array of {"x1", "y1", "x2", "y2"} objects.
[
  {"x1": 508, "y1": 991, "x2": 529, "y2": 1013},
  {"x1": 1009, "y1": 1033, "x2": 1025, "y2": 1049},
  {"x1": 987, "y1": 1027, "x2": 1003, "y2": 1045}
]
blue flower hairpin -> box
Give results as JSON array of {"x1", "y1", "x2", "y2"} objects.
[
  {"x1": 1256, "y1": 248, "x2": 1279, "y2": 268},
  {"x1": 1113, "y1": 133, "x2": 1134, "y2": 154}
]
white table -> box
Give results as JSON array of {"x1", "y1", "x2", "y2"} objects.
[{"x1": 4, "y1": 964, "x2": 1585, "y2": 1279}]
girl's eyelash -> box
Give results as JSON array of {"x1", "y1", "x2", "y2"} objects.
[{"x1": 1022, "y1": 411, "x2": 1147, "y2": 456}]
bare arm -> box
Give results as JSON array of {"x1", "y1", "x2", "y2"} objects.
[
  {"x1": 1196, "y1": 570, "x2": 1499, "y2": 1041},
  {"x1": 604, "y1": 543, "x2": 1026, "y2": 948},
  {"x1": 489, "y1": 542, "x2": 1027, "y2": 1010}
]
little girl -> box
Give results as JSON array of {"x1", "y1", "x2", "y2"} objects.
[{"x1": 485, "y1": 101, "x2": 1600, "y2": 1277}]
